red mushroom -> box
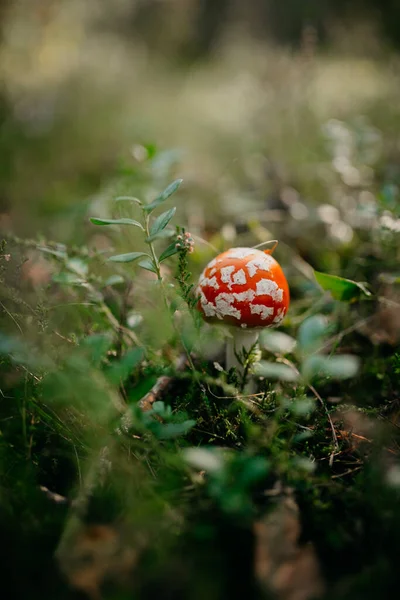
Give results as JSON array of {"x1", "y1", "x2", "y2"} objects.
[{"x1": 197, "y1": 247, "x2": 290, "y2": 371}]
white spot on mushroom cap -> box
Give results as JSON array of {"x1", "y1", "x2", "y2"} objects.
[
  {"x1": 220, "y1": 265, "x2": 236, "y2": 288},
  {"x1": 273, "y1": 307, "x2": 285, "y2": 324},
  {"x1": 233, "y1": 290, "x2": 255, "y2": 302},
  {"x1": 215, "y1": 292, "x2": 241, "y2": 320},
  {"x1": 256, "y1": 279, "x2": 283, "y2": 302},
  {"x1": 209, "y1": 268, "x2": 217, "y2": 276},
  {"x1": 250, "y1": 304, "x2": 274, "y2": 319},
  {"x1": 199, "y1": 275, "x2": 219, "y2": 290},
  {"x1": 199, "y1": 268, "x2": 220, "y2": 290},
  {"x1": 200, "y1": 291, "x2": 217, "y2": 318},
  {"x1": 226, "y1": 247, "x2": 254, "y2": 259},
  {"x1": 233, "y1": 269, "x2": 247, "y2": 285},
  {"x1": 246, "y1": 254, "x2": 275, "y2": 277}
]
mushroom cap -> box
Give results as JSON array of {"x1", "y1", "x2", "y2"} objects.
[{"x1": 197, "y1": 247, "x2": 289, "y2": 329}]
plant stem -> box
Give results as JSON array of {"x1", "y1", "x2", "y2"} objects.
[
  {"x1": 143, "y1": 211, "x2": 170, "y2": 313},
  {"x1": 143, "y1": 211, "x2": 198, "y2": 377}
]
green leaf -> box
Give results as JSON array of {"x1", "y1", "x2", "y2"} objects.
[
  {"x1": 254, "y1": 360, "x2": 298, "y2": 382},
  {"x1": 153, "y1": 420, "x2": 196, "y2": 440},
  {"x1": 52, "y1": 272, "x2": 85, "y2": 285},
  {"x1": 159, "y1": 242, "x2": 180, "y2": 262},
  {"x1": 66, "y1": 257, "x2": 88, "y2": 276},
  {"x1": 149, "y1": 207, "x2": 176, "y2": 236},
  {"x1": 183, "y1": 448, "x2": 224, "y2": 473},
  {"x1": 235, "y1": 456, "x2": 269, "y2": 488},
  {"x1": 106, "y1": 347, "x2": 144, "y2": 384},
  {"x1": 259, "y1": 330, "x2": 297, "y2": 354},
  {"x1": 103, "y1": 275, "x2": 125, "y2": 287},
  {"x1": 37, "y1": 246, "x2": 67, "y2": 260},
  {"x1": 108, "y1": 252, "x2": 148, "y2": 263},
  {"x1": 150, "y1": 401, "x2": 172, "y2": 419},
  {"x1": 314, "y1": 270, "x2": 371, "y2": 302},
  {"x1": 297, "y1": 315, "x2": 330, "y2": 353},
  {"x1": 289, "y1": 397, "x2": 316, "y2": 416},
  {"x1": 143, "y1": 179, "x2": 183, "y2": 212},
  {"x1": 89, "y1": 217, "x2": 144, "y2": 230},
  {"x1": 302, "y1": 354, "x2": 360, "y2": 381},
  {"x1": 81, "y1": 333, "x2": 114, "y2": 366},
  {"x1": 138, "y1": 258, "x2": 158, "y2": 274}
]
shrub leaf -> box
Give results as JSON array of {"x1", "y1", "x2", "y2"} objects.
[
  {"x1": 314, "y1": 270, "x2": 371, "y2": 302},
  {"x1": 90, "y1": 217, "x2": 144, "y2": 230},
  {"x1": 143, "y1": 179, "x2": 183, "y2": 212}
]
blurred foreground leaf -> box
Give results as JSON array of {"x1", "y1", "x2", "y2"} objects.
[
  {"x1": 297, "y1": 315, "x2": 331, "y2": 353},
  {"x1": 259, "y1": 330, "x2": 297, "y2": 354},
  {"x1": 106, "y1": 347, "x2": 144, "y2": 384},
  {"x1": 302, "y1": 354, "x2": 360, "y2": 381},
  {"x1": 254, "y1": 361, "x2": 298, "y2": 382}
]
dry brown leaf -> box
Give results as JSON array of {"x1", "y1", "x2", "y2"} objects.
[
  {"x1": 254, "y1": 494, "x2": 325, "y2": 600},
  {"x1": 58, "y1": 524, "x2": 139, "y2": 600}
]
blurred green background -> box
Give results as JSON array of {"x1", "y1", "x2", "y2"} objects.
[{"x1": 1, "y1": 0, "x2": 400, "y2": 246}]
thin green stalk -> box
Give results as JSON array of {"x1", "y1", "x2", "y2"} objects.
[
  {"x1": 143, "y1": 210, "x2": 170, "y2": 314},
  {"x1": 142, "y1": 210, "x2": 198, "y2": 378}
]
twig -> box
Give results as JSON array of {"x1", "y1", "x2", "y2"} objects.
[
  {"x1": 0, "y1": 300, "x2": 23, "y2": 333},
  {"x1": 54, "y1": 331, "x2": 76, "y2": 344},
  {"x1": 39, "y1": 485, "x2": 68, "y2": 504},
  {"x1": 138, "y1": 354, "x2": 188, "y2": 412},
  {"x1": 331, "y1": 466, "x2": 362, "y2": 479},
  {"x1": 309, "y1": 382, "x2": 339, "y2": 466},
  {"x1": 115, "y1": 353, "x2": 189, "y2": 435}
]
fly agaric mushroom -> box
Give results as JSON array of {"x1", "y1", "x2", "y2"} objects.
[{"x1": 197, "y1": 247, "x2": 289, "y2": 372}]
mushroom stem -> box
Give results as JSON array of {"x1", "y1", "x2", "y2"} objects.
[{"x1": 226, "y1": 328, "x2": 259, "y2": 373}]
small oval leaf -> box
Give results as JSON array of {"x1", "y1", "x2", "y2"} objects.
[
  {"x1": 254, "y1": 360, "x2": 298, "y2": 382},
  {"x1": 150, "y1": 207, "x2": 176, "y2": 237},
  {"x1": 143, "y1": 179, "x2": 183, "y2": 213},
  {"x1": 106, "y1": 347, "x2": 144, "y2": 384},
  {"x1": 259, "y1": 330, "x2": 297, "y2": 355},
  {"x1": 90, "y1": 217, "x2": 144, "y2": 230},
  {"x1": 37, "y1": 246, "x2": 67, "y2": 260},
  {"x1": 138, "y1": 258, "x2": 158, "y2": 274},
  {"x1": 108, "y1": 252, "x2": 149, "y2": 263},
  {"x1": 302, "y1": 354, "x2": 360, "y2": 381},
  {"x1": 52, "y1": 272, "x2": 85, "y2": 285},
  {"x1": 159, "y1": 242, "x2": 180, "y2": 262},
  {"x1": 298, "y1": 315, "x2": 330, "y2": 353},
  {"x1": 103, "y1": 275, "x2": 125, "y2": 286},
  {"x1": 314, "y1": 270, "x2": 371, "y2": 302},
  {"x1": 183, "y1": 448, "x2": 224, "y2": 473}
]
